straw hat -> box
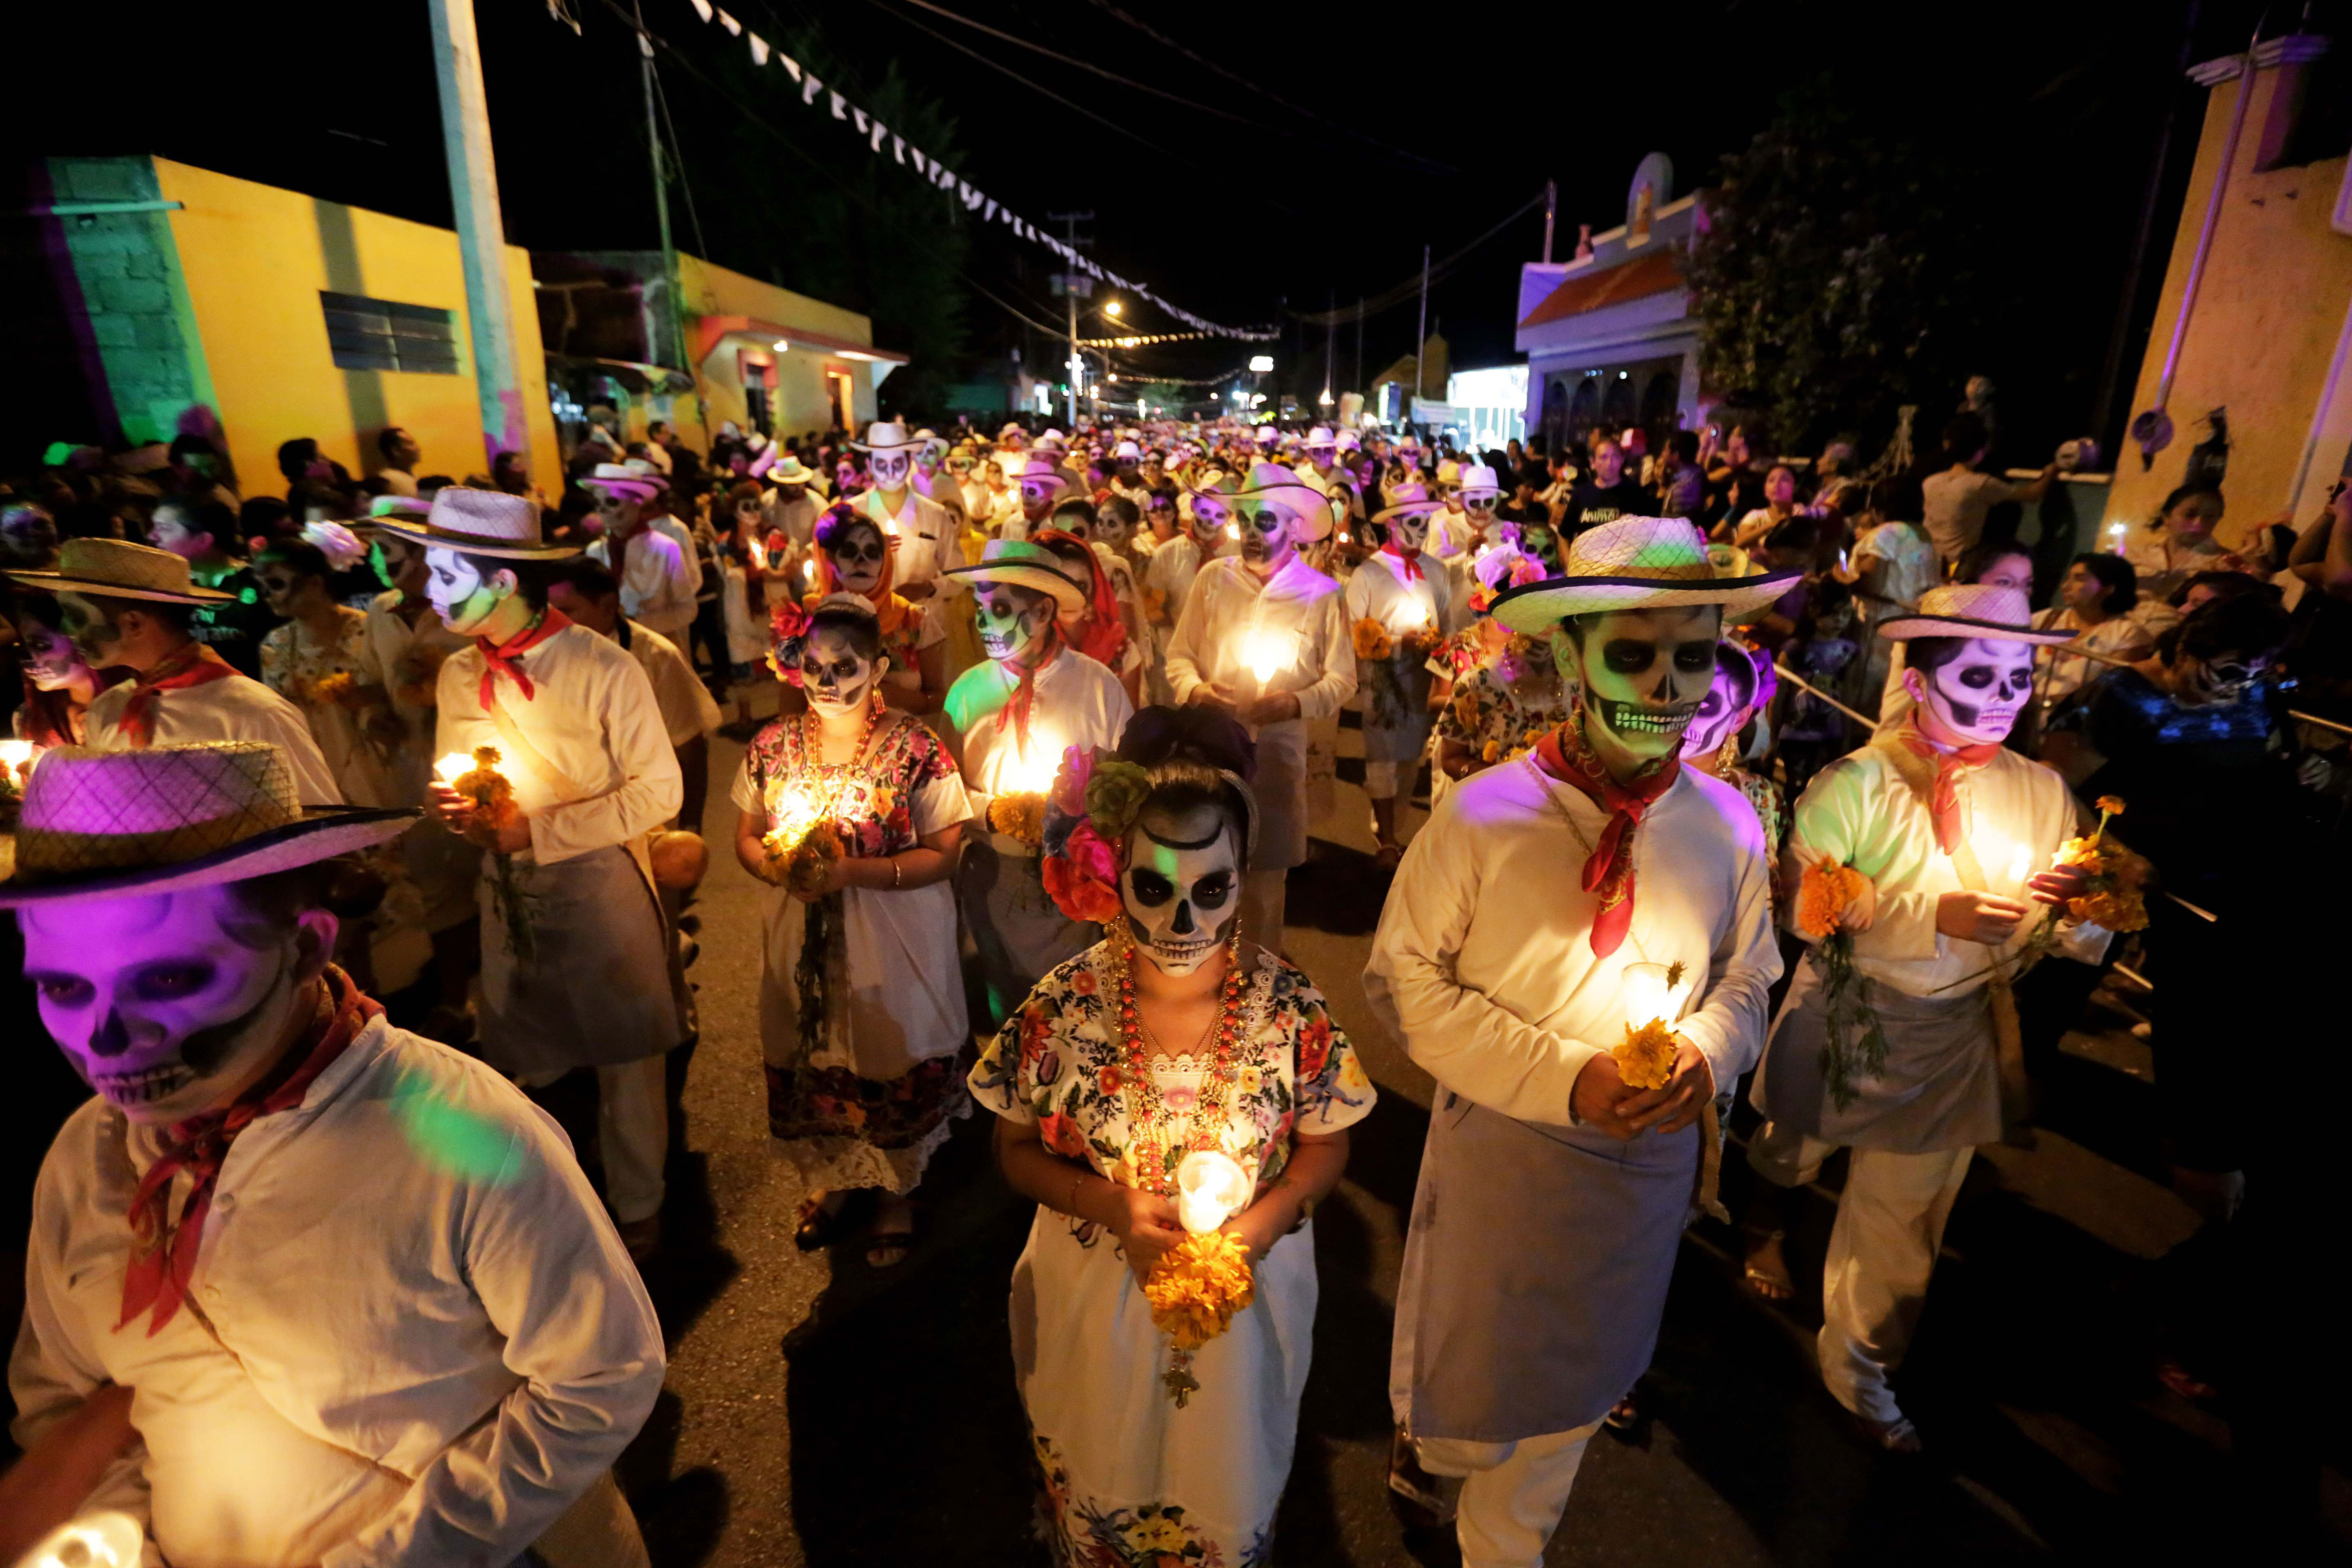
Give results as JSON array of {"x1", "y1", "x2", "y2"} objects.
[
  {"x1": 1491, "y1": 517, "x2": 1800, "y2": 630},
  {"x1": 365, "y1": 494, "x2": 431, "y2": 523},
  {"x1": 4, "y1": 537, "x2": 233, "y2": 604},
  {"x1": 1232, "y1": 461, "x2": 1335, "y2": 542},
  {"x1": 1305, "y1": 426, "x2": 1336, "y2": 448},
  {"x1": 770, "y1": 454, "x2": 815, "y2": 486},
  {"x1": 0, "y1": 742, "x2": 415, "y2": 908},
  {"x1": 852, "y1": 420, "x2": 925, "y2": 453},
  {"x1": 372, "y1": 486, "x2": 581, "y2": 559},
  {"x1": 940, "y1": 538, "x2": 1088, "y2": 612},
  {"x1": 1874, "y1": 583, "x2": 2073, "y2": 644},
  {"x1": 1016, "y1": 456, "x2": 1073, "y2": 495},
  {"x1": 577, "y1": 463, "x2": 664, "y2": 504},
  {"x1": 1370, "y1": 482, "x2": 1439, "y2": 525}
]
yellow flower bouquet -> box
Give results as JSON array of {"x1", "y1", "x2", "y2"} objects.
[
  {"x1": 987, "y1": 791, "x2": 1048, "y2": 847},
  {"x1": 1352, "y1": 617, "x2": 1394, "y2": 662}
]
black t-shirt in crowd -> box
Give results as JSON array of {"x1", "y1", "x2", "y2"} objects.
[{"x1": 1563, "y1": 479, "x2": 1653, "y2": 537}]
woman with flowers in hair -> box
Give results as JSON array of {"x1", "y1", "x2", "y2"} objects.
[
  {"x1": 967, "y1": 706, "x2": 1374, "y2": 1567},
  {"x1": 1036, "y1": 527, "x2": 1145, "y2": 710},
  {"x1": 734, "y1": 594, "x2": 972, "y2": 1268},
  {"x1": 798, "y1": 504, "x2": 946, "y2": 715}
]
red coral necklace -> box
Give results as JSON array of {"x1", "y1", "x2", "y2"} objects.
[{"x1": 1114, "y1": 925, "x2": 1250, "y2": 1197}]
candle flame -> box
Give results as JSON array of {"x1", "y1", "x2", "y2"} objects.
[
  {"x1": 0, "y1": 738, "x2": 34, "y2": 774},
  {"x1": 434, "y1": 753, "x2": 474, "y2": 784},
  {"x1": 2007, "y1": 846, "x2": 2032, "y2": 885},
  {"x1": 1243, "y1": 629, "x2": 1286, "y2": 683},
  {"x1": 1224, "y1": 521, "x2": 1240, "y2": 540}
]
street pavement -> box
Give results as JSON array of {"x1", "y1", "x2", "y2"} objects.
[{"x1": 611, "y1": 688, "x2": 2327, "y2": 1565}]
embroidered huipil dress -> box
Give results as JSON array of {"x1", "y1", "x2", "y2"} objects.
[
  {"x1": 733, "y1": 710, "x2": 974, "y2": 1192},
  {"x1": 968, "y1": 944, "x2": 1375, "y2": 1568}
]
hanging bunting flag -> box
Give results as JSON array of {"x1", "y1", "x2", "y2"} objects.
[{"x1": 661, "y1": 0, "x2": 1276, "y2": 339}]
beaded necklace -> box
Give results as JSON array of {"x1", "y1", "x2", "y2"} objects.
[
  {"x1": 1113, "y1": 924, "x2": 1251, "y2": 1196},
  {"x1": 788, "y1": 691, "x2": 884, "y2": 816}
]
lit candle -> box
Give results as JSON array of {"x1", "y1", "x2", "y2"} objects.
[
  {"x1": 21, "y1": 1510, "x2": 143, "y2": 1568},
  {"x1": 2105, "y1": 520, "x2": 2129, "y2": 555},
  {"x1": 1175, "y1": 1149, "x2": 1250, "y2": 1234},
  {"x1": 0, "y1": 737, "x2": 34, "y2": 779},
  {"x1": 2006, "y1": 844, "x2": 2032, "y2": 886},
  {"x1": 1621, "y1": 961, "x2": 1693, "y2": 1031},
  {"x1": 1224, "y1": 521, "x2": 1241, "y2": 541},
  {"x1": 803, "y1": 558, "x2": 818, "y2": 584},
  {"x1": 434, "y1": 752, "x2": 473, "y2": 785}
]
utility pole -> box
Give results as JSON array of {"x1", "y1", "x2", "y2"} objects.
[
  {"x1": 636, "y1": 22, "x2": 687, "y2": 382},
  {"x1": 1323, "y1": 285, "x2": 1335, "y2": 411},
  {"x1": 1354, "y1": 298, "x2": 1363, "y2": 413},
  {"x1": 427, "y1": 0, "x2": 527, "y2": 468},
  {"x1": 1543, "y1": 178, "x2": 1557, "y2": 264},
  {"x1": 1047, "y1": 210, "x2": 1094, "y2": 428},
  {"x1": 1414, "y1": 243, "x2": 1430, "y2": 406}
]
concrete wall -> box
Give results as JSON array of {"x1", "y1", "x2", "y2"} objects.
[
  {"x1": 2108, "y1": 47, "x2": 2352, "y2": 550},
  {"x1": 675, "y1": 252, "x2": 882, "y2": 444},
  {"x1": 151, "y1": 157, "x2": 560, "y2": 494}
]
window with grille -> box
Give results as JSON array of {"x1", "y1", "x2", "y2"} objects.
[{"x1": 319, "y1": 291, "x2": 462, "y2": 374}]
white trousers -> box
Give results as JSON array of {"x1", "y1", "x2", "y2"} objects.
[
  {"x1": 1416, "y1": 1423, "x2": 1601, "y2": 1568},
  {"x1": 1748, "y1": 1120, "x2": 1973, "y2": 1424},
  {"x1": 1363, "y1": 758, "x2": 1402, "y2": 800},
  {"x1": 523, "y1": 1055, "x2": 669, "y2": 1225},
  {"x1": 1241, "y1": 866, "x2": 1287, "y2": 953}
]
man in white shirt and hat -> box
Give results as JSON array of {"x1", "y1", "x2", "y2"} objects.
[
  {"x1": 547, "y1": 555, "x2": 724, "y2": 835},
  {"x1": 911, "y1": 427, "x2": 973, "y2": 538},
  {"x1": 1442, "y1": 463, "x2": 1510, "y2": 624},
  {"x1": 7, "y1": 538, "x2": 339, "y2": 806},
  {"x1": 1165, "y1": 462, "x2": 1356, "y2": 946},
  {"x1": 581, "y1": 462, "x2": 697, "y2": 647},
  {"x1": 854, "y1": 421, "x2": 952, "y2": 600},
  {"x1": 2, "y1": 739, "x2": 664, "y2": 1567},
  {"x1": 376, "y1": 488, "x2": 685, "y2": 1260},
  {"x1": 941, "y1": 539, "x2": 1134, "y2": 1022},
  {"x1": 1746, "y1": 582, "x2": 2099, "y2": 1454},
  {"x1": 1003, "y1": 454, "x2": 1074, "y2": 544},
  {"x1": 1365, "y1": 517, "x2": 1794, "y2": 1568},
  {"x1": 1351, "y1": 490, "x2": 1452, "y2": 865},
  {"x1": 762, "y1": 452, "x2": 824, "y2": 552}
]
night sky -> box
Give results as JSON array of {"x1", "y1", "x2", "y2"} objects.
[{"x1": 20, "y1": 0, "x2": 2334, "y2": 443}]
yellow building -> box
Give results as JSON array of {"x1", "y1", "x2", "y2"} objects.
[
  {"x1": 2109, "y1": 34, "x2": 2352, "y2": 550},
  {"x1": 22, "y1": 154, "x2": 561, "y2": 495}
]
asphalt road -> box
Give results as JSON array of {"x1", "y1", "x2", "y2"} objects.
[{"x1": 609, "y1": 692, "x2": 2332, "y2": 1565}]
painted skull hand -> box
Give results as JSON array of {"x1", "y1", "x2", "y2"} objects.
[
  {"x1": 1561, "y1": 605, "x2": 1724, "y2": 761},
  {"x1": 1121, "y1": 802, "x2": 1241, "y2": 976}
]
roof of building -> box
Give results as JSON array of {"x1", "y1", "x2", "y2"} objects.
[{"x1": 1518, "y1": 247, "x2": 1686, "y2": 330}]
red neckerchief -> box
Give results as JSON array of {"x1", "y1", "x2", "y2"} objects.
[
  {"x1": 118, "y1": 966, "x2": 381, "y2": 1336},
  {"x1": 998, "y1": 631, "x2": 1064, "y2": 756},
  {"x1": 1536, "y1": 718, "x2": 1681, "y2": 958},
  {"x1": 1381, "y1": 542, "x2": 1424, "y2": 581},
  {"x1": 1892, "y1": 718, "x2": 2002, "y2": 855},
  {"x1": 117, "y1": 641, "x2": 236, "y2": 747},
  {"x1": 474, "y1": 606, "x2": 573, "y2": 710}
]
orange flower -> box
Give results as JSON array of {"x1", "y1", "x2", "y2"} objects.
[
  {"x1": 2071, "y1": 888, "x2": 2149, "y2": 933},
  {"x1": 1613, "y1": 1019, "x2": 1679, "y2": 1090},
  {"x1": 1795, "y1": 859, "x2": 1869, "y2": 938},
  {"x1": 988, "y1": 790, "x2": 1047, "y2": 846},
  {"x1": 1352, "y1": 617, "x2": 1394, "y2": 662},
  {"x1": 1143, "y1": 1229, "x2": 1257, "y2": 1350},
  {"x1": 1040, "y1": 853, "x2": 1122, "y2": 923},
  {"x1": 2096, "y1": 795, "x2": 2126, "y2": 817}
]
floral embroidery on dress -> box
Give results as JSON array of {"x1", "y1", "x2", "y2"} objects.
[
  {"x1": 260, "y1": 606, "x2": 377, "y2": 709},
  {"x1": 742, "y1": 708, "x2": 956, "y2": 861},
  {"x1": 1032, "y1": 1432, "x2": 1271, "y2": 1568},
  {"x1": 1423, "y1": 625, "x2": 1486, "y2": 682},
  {"x1": 969, "y1": 942, "x2": 1372, "y2": 1201},
  {"x1": 1437, "y1": 663, "x2": 1571, "y2": 768}
]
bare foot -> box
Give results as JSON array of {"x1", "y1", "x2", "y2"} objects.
[{"x1": 1742, "y1": 1229, "x2": 1796, "y2": 1302}]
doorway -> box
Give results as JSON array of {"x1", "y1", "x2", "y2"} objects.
[{"x1": 825, "y1": 368, "x2": 855, "y2": 435}]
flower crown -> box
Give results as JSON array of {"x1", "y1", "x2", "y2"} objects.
[
  {"x1": 766, "y1": 598, "x2": 813, "y2": 684},
  {"x1": 1038, "y1": 746, "x2": 1152, "y2": 924}
]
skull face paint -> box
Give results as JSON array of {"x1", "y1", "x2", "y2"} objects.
[
  {"x1": 54, "y1": 592, "x2": 126, "y2": 670},
  {"x1": 1120, "y1": 802, "x2": 1242, "y2": 976},
  {"x1": 1020, "y1": 481, "x2": 1059, "y2": 523},
  {"x1": 13, "y1": 613, "x2": 94, "y2": 692},
  {"x1": 424, "y1": 546, "x2": 508, "y2": 634},
  {"x1": 1905, "y1": 638, "x2": 2033, "y2": 745},
  {"x1": 1559, "y1": 605, "x2": 1724, "y2": 762},
  {"x1": 1237, "y1": 503, "x2": 1295, "y2": 573},
  {"x1": 1516, "y1": 520, "x2": 1562, "y2": 572},
  {"x1": 869, "y1": 449, "x2": 913, "y2": 490},
  {"x1": 19, "y1": 886, "x2": 328, "y2": 1125},
  {"x1": 973, "y1": 581, "x2": 1056, "y2": 663},
  {"x1": 1386, "y1": 508, "x2": 1432, "y2": 552},
  {"x1": 1681, "y1": 646, "x2": 1759, "y2": 760},
  {"x1": 824, "y1": 521, "x2": 890, "y2": 597},
  {"x1": 1190, "y1": 497, "x2": 1230, "y2": 546},
  {"x1": 1090, "y1": 509, "x2": 1134, "y2": 550},
  {"x1": 798, "y1": 625, "x2": 881, "y2": 715}
]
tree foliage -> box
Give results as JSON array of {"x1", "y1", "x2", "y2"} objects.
[{"x1": 1688, "y1": 91, "x2": 1983, "y2": 456}]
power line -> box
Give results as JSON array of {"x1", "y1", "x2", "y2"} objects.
[
  {"x1": 1292, "y1": 192, "x2": 1547, "y2": 327},
  {"x1": 877, "y1": 0, "x2": 1265, "y2": 130}
]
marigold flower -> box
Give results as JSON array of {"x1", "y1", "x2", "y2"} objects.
[
  {"x1": 1352, "y1": 617, "x2": 1394, "y2": 662},
  {"x1": 1613, "y1": 1019, "x2": 1679, "y2": 1090},
  {"x1": 988, "y1": 790, "x2": 1048, "y2": 846},
  {"x1": 1143, "y1": 1229, "x2": 1257, "y2": 1350},
  {"x1": 2096, "y1": 795, "x2": 2126, "y2": 817},
  {"x1": 2071, "y1": 888, "x2": 2149, "y2": 933},
  {"x1": 1795, "y1": 859, "x2": 1869, "y2": 938}
]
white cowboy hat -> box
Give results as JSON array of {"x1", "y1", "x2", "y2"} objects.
[
  {"x1": 577, "y1": 462, "x2": 664, "y2": 504},
  {"x1": 1370, "y1": 493, "x2": 1445, "y2": 525},
  {"x1": 770, "y1": 455, "x2": 815, "y2": 485},
  {"x1": 853, "y1": 421, "x2": 925, "y2": 453},
  {"x1": 1458, "y1": 464, "x2": 1503, "y2": 501},
  {"x1": 1036, "y1": 428, "x2": 1070, "y2": 451},
  {"x1": 373, "y1": 486, "x2": 581, "y2": 559},
  {"x1": 940, "y1": 537, "x2": 1088, "y2": 612},
  {"x1": 1491, "y1": 517, "x2": 1800, "y2": 630},
  {"x1": 0, "y1": 742, "x2": 415, "y2": 907},
  {"x1": 1016, "y1": 456, "x2": 1074, "y2": 494},
  {"x1": 1232, "y1": 461, "x2": 1335, "y2": 542},
  {"x1": 1305, "y1": 426, "x2": 1336, "y2": 447},
  {"x1": 1114, "y1": 439, "x2": 1143, "y2": 461},
  {"x1": 1335, "y1": 429, "x2": 1361, "y2": 450},
  {"x1": 1875, "y1": 583, "x2": 2074, "y2": 644},
  {"x1": 4, "y1": 537, "x2": 233, "y2": 604}
]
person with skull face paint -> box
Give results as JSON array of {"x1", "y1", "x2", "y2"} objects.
[
  {"x1": 380, "y1": 488, "x2": 687, "y2": 1257},
  {"x1": 943, "y1": 541, "x2": 1134, "y2": 1023},
  {"x1": 1164, "y1": 464, "x2": 1357, "y2": 946},
  {"x1": 850, "y1": 422, "x2": 950, "y2": 603},
  {"x1": 1352, "y1": 494, "x2": 1453, "y2": 865},
  {"x1": 7, "y1": 537, "x2": 341, "y2": 808},
  {"x1": 968, "y1": 707, "x2": 1374, "y2": 1568},
  {"x1": 3, "y1": 741, "x2": 666, "y2": 1566},
  {"x1": 802, "y1": 506, "x2": 948, "y2": 715},
  {"x1": 580, "y1": 463, "x2": 697, "y2": 648},
  {"x1": 1365, "y1": 518, "x2": 1793, "y2": 1566},
  {"x1": 734, "y1": 597, "x2": 973, "y2": 1266},
  {"x1": 1748, "y1": 582, "x2": 2100, "y2": 1454}
]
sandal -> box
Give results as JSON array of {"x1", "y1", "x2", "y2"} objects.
[
  {"x1": 1604, "y1": 1391, "x2": 1640, "y2": 1431},
  {"x1": 865, "y1": 1229, "x2": 915, "y2": 1269},
  {"x1": 1741, "y1": 1229, "x2": 1797, "y2": 1303},
  {"x1": 795, "y1": 1193, "x2": 838, "y2": 1252},
  {"x1": 1854, "y1": 1412, "x2": 1924, "y2": 1454},
  {"x1": 1374, "y1": 840, "x2": 1405, "y2": 870}
]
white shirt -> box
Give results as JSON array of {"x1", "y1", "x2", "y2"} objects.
[
  {"x1": 590, "y1": 529, "x2": 695, "y2": 644},
  {"x1": 647, "y1": 512, "x2": 703, "y2": 597},
  {"x1": 1852, "y1": 520, "x2": 1939, "y2": 613},
  {"x1": 946, "y1": 648, "x2": 1134, "y2": 824},
  {"x1": 1784, "y1": 742, "x2": 2090, "y2": 999},
  {"x1": 615, "y1": 617, "x2": 722, "y2": 746},
  {"x1": 1365, "y1": 757, "x2": 1781, "y2": 1125},
  {"x1": 1164, "y1": 553, "x2": 1358, "y2": 722},
  {"x1": 762, "y1": 487, "x2": 821, "y2": 548},
  {"x1": 1345, "y1": 548, "x2": 1448, "y2": 640},
  {"x1": 435, "y1": 623, "x2": 682, "y2": 866},
  {"x1": 861, "y1": 487, "x2": 953, "y2": 588},
  {"x1": 1141, "y1": 534, "x2": 1234, "y2": 628},
  {"x1": 86, "y1": 663, "x2": 342, "y2": 806},
  {"x1": 10, "y1": 1016, "x2": 665, "y2": 1568}
]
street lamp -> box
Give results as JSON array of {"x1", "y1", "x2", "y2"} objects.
[
  {"x1": 1105, "y1": 300, "x2": 1123, "y2": 318},
  {"x1": 1248, "y1": 355, "x2": 1274, "y2": 373}
]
